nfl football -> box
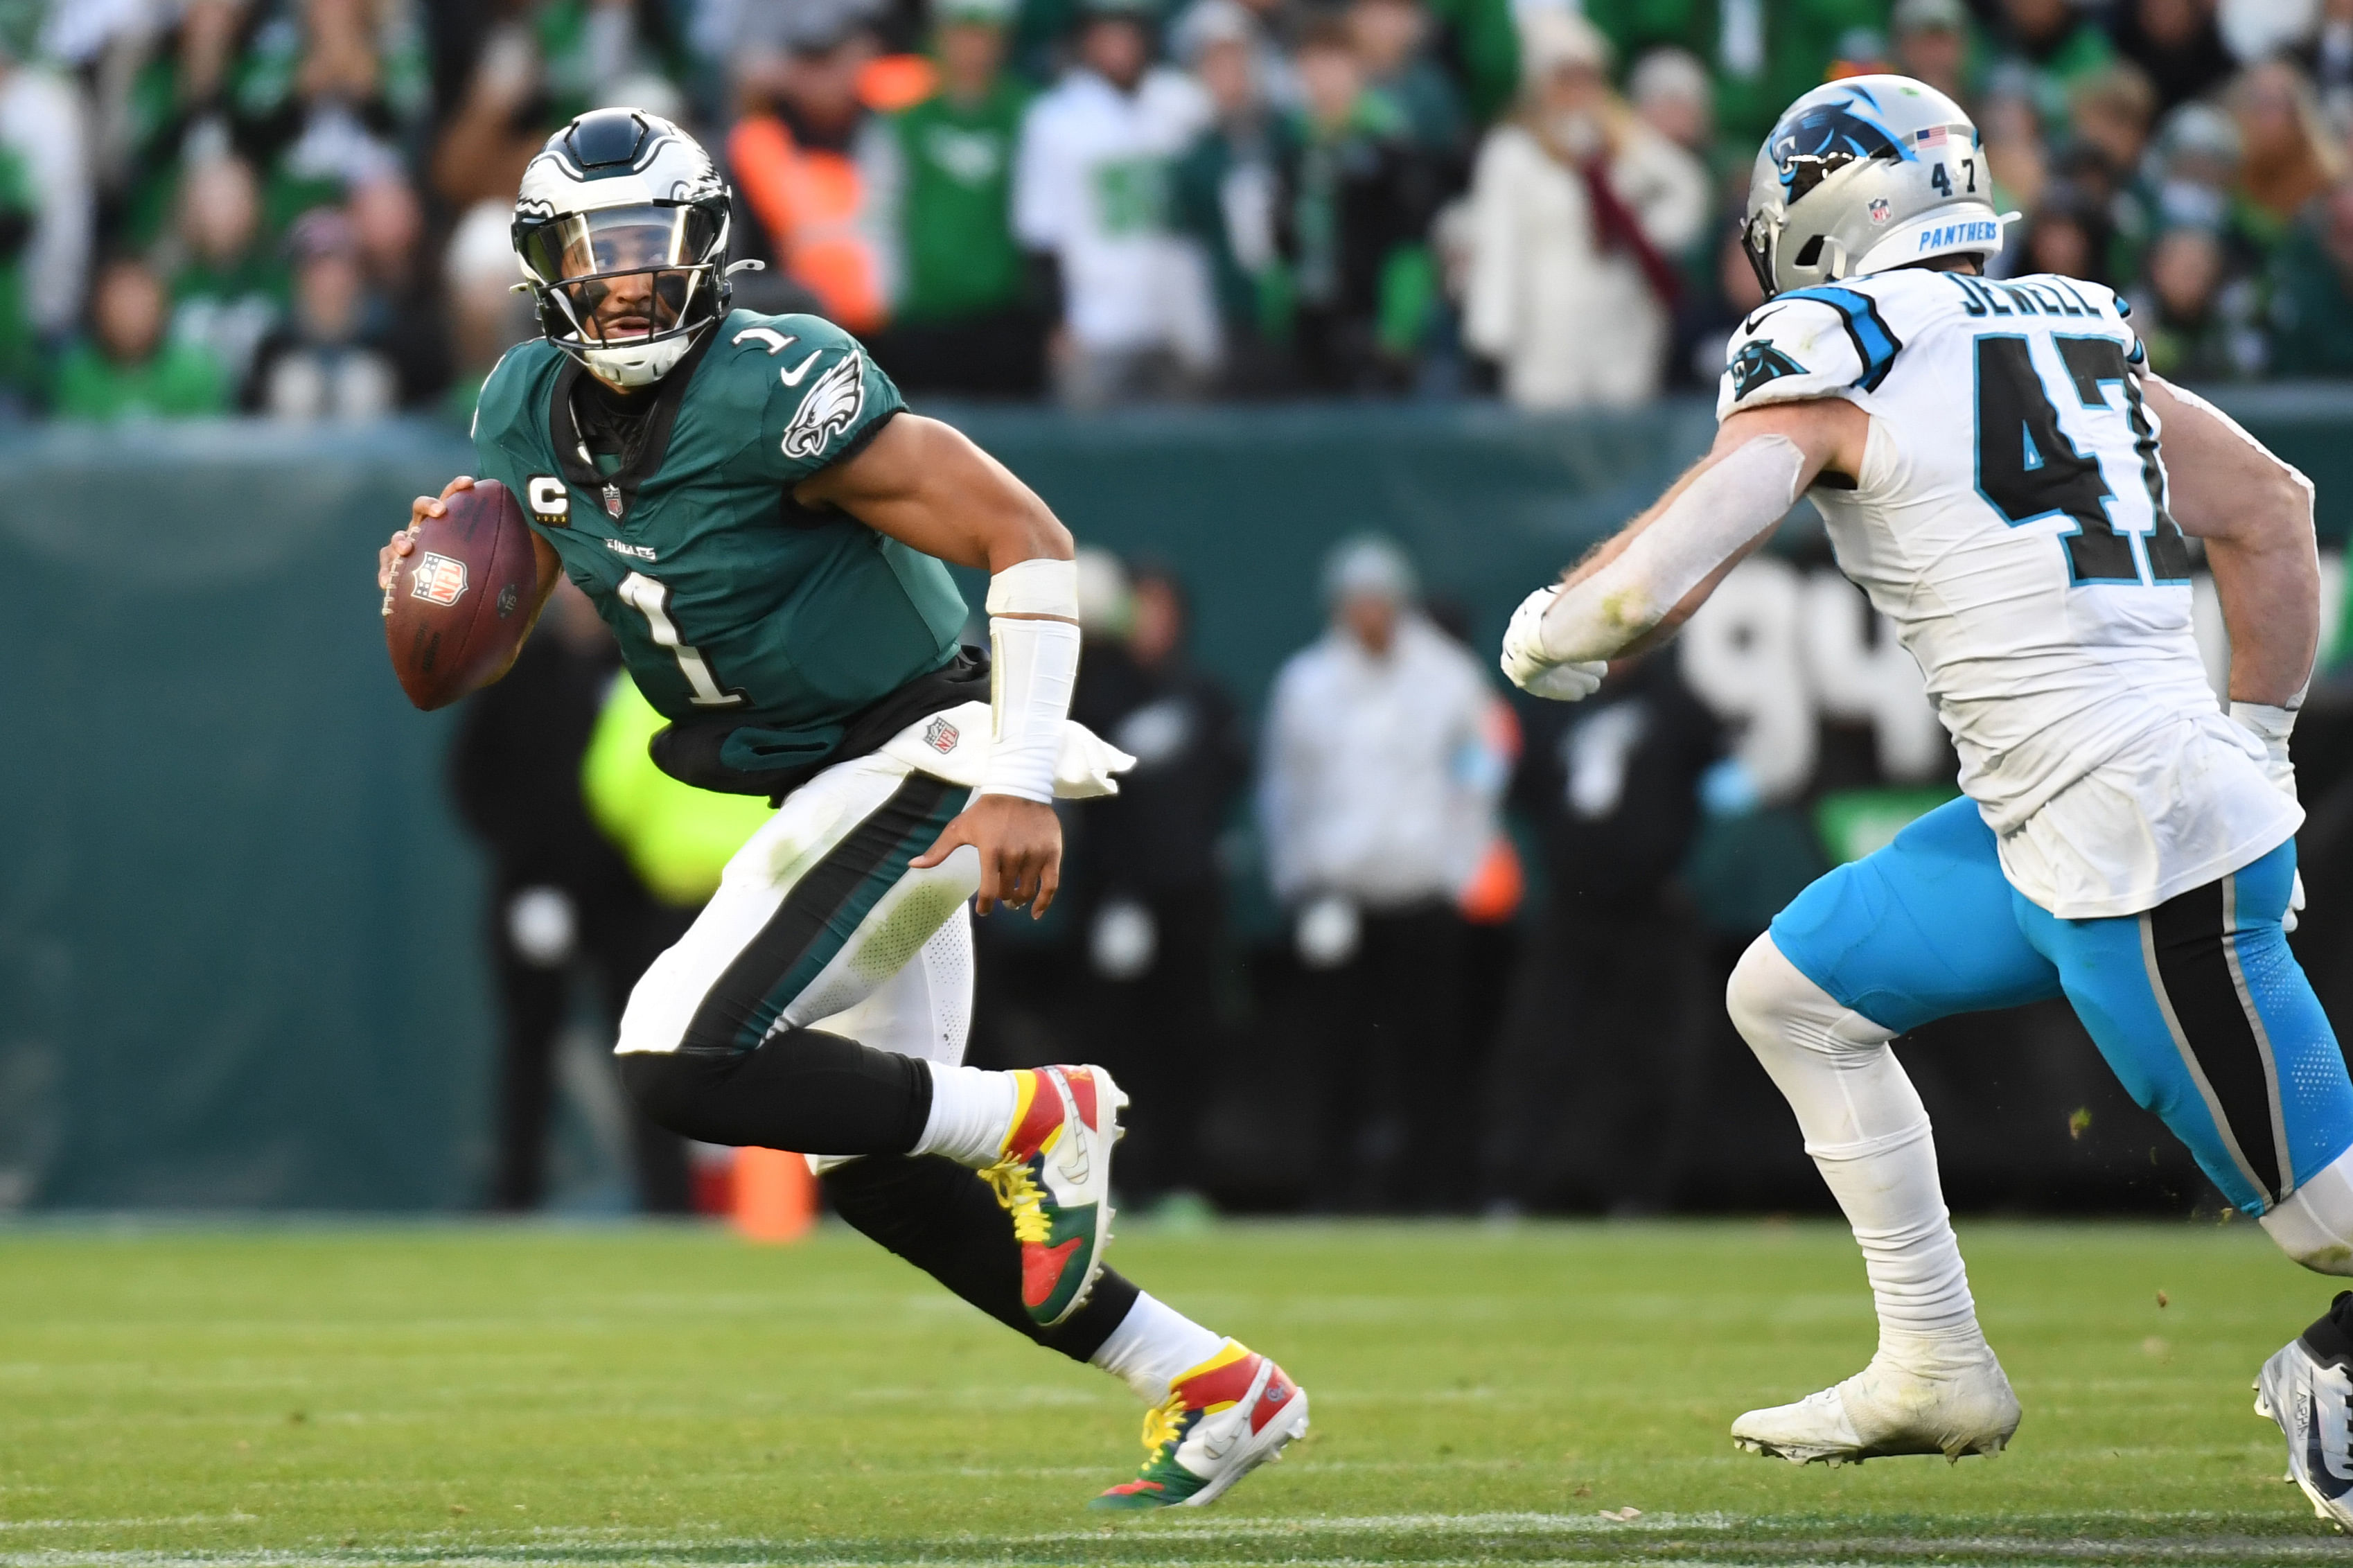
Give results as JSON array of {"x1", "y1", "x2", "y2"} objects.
[{"x1": 382, "y1": 479, "x2": 540, "y2": 711}]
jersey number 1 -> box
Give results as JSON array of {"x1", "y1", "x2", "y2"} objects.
[
  {"x1": 616, "y1": 572, "x2": 746, "y2": 708},
  {"x1": 1974, "y1": 335, "x2": 2189, "y2": 585}
]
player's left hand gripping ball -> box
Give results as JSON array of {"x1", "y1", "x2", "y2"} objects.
[
  {"x1": 981, "y1": 1065, "x2": 1127, "y2": 1326},
  {"x1": 1501, "y1": 583, "x2": 1607, "y2": 701}
]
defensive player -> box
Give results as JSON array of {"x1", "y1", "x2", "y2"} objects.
[
  {"x1": 1501, "y1": 75, "x2": 2353, "y2": 1519},
  {"x1": 375, "y1": 109, "x2": 1307, "y2": 1508}
]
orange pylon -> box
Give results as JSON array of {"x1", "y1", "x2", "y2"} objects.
[{"x1": 733, "y1": 1146, "x2": 818, "y2": 1242}]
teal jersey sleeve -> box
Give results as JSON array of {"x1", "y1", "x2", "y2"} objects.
[
  {"x1": 468, "y1": 339, "x2": 561, "y2": 479},
  {"x1": 721, "y1": 312, "x2": 907, "y2": 484}
]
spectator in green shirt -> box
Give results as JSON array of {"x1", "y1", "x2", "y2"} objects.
[
  {"x1": 1171, "y1": 0, "x2": 1300, "y2": 393},
  {"x1": 2268, "y1": 177, "x2": 2353, "y2": 378},
  {"x1": 1284, "y1": 14, "x2": 1443, "y2": 393},
  {"x1": 164, "y1": 152, "x2": 287, "y2": 396},
  {"x1": 1890, "y1": 0, "x2": 1974, "y2": 106},
  {"x1": 867, "y1": 0, "x2": 1044, "y2": 396},
  {"x1": 1577, "y1": 0, "x2": 1887, "y2": 155},
  {"x1": 2134, "y1": 221, "x2": 2265, "y2": 381},
  {"x1": 0, "y1": 136, "x2": 41, "y2": 411},
  {"x1": 53, "y1": 258, "x2": 229, "y2": 421},
  {"x1": 1348, "y1": 0, "x2": 1470, "y2": 167}
]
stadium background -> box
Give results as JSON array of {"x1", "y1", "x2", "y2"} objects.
[{"x1": 14, "y1": 3, "x2": 2353, "y2": 1562}]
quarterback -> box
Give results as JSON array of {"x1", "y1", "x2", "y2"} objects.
[
  {"x1": 376, "y1": 109, "x2": 1306, "y2": 1508},
  {"x1": 1503, "y1": 75, "x2": 2353, "y2": 1519}
]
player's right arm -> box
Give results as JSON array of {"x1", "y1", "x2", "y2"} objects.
[
  {"x1": 1503, "y1": 285, "x2": 1883, "y2": 700},
  {"x1": 376, "y1": 475, "x2": 565, "y2": 687},
  {"x1": 2143, "y1": 374, "x2": 2320, "y2": 801},
  {"x1": 1501, "y1": 395, "x2": 1868, "y2": 698}
]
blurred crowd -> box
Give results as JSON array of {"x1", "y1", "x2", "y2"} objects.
[{"x1": 1, "y1": 0, "x2": 2351, "y2": 423}]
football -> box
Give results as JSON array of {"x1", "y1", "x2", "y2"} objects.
[{"x1": 381, "y1": 478, "x2": 540, "y2": 711}]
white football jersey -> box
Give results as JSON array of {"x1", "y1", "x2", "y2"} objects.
[{"x1": 1716, "y1": 267, "x2": 2300, "y2": 918}]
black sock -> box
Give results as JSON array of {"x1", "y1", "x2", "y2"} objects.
[
  {"x1": 823, "y1": 1152, "x2": 1140, "y2": 1362},
  {"x1": 619, "y1": 1032, "x2": 934, "y2": 1155},
  {"x1": 2303, "y1": 1292, "x2": 2353, "y2": 1366}
]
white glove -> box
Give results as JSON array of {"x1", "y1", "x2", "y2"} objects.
[
  {"x1": 1501, "y1": 583, "x2": 1607, "y2": 702},
  {"x1": 2289, "y1": 870, "x2": 2307, "y2": 935}
]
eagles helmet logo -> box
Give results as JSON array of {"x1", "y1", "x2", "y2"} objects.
[
  {"x1": 781, "y1": 353, "x2": 867, "y2": 461},
  {"x1": 1729, "y1": 340, "x2": 1808, "y2": 400}
]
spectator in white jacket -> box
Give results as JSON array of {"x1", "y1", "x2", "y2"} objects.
[
  {"x1": 1459, "y1": 9, "x2": 1709, "y2": 409},
  {"x1": 1014, "y1": 0, "x2": 1218, "y2": 407},
  {"x1": 1258, "y1": 536, "x2": 1501, "y2": 1210}
]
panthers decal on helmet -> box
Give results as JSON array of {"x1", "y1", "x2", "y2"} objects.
[
  {"x1": 1729, "y1": 340, "x2": 1808, "y2": 401},
  {"x1": 1768, "y1": 92, "x2": 1904, "y2": 197},
  {"x1": 780, "y1": 353, "x2": 867, "y2": 461}
]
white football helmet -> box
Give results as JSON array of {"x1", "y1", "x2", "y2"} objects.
[
  {"x1": 1741, "y1": 75, "x2": 2009, "y2": 299},
  {"x1": 512, "y1": 109, "x2": 735, "y2": 387}
]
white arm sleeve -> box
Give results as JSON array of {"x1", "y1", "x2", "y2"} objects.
[
  {"x1": 1533, "y1": 434, "x2": 1807, "y2": 663},
  {"x1": 978, "y1": 558, "x2": 1081, "y2": 803}
]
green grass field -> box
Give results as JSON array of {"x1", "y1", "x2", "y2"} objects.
[{"x1": 0, "y1": 1218, "x2": 2344, "y2": 1566}]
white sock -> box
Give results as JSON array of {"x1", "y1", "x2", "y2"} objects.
[
  {"x1": 1089, "y1": 1292, "x2": 1228, "y2": 1403},
  {"x1": 1728, "y1": 936, "x2": 1983, "y2": 1358},
  {"x1": 911, "y1": 1062, "x2": 1019, "y2": 1168}
]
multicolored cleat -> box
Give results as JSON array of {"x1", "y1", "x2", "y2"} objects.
[
  {"x1": 1090, "y1": 1341, "x2": 1310, "y2": 1510},
  {"x1": 980, "y1": 1064, "x2": 1125, "y2": 1328}
]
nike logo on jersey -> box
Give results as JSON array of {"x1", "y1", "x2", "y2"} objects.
[
  {"x1": 778, "y1": 350, "x2": 823, "y2": 387},
  {"x1": 732, "y1": 326, "x2": 797, "y2": 355},
  {"x1": 1742, "y1": 305, "x2": 1786, "y2": 335}
]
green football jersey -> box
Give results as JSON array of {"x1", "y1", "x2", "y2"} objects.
[{"x1": 471, "y1": 310, "x2": 971, "y2": 784}]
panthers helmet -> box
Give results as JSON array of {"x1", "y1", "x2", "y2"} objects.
[
  {"x1": 1741, "y1": 75, "x2": 2007, "y2": 299},
  {"x1": 513, "y1": 109, "x2": 734, "y2": 387}
]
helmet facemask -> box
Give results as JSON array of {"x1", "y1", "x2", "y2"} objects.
[{"x1": 516, "y1": 201, "x2": 730, "y2": 387}]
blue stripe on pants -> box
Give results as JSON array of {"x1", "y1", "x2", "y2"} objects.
[{"x1": 1770, "y1": 796, "x2": 2353, "y2": 1214}]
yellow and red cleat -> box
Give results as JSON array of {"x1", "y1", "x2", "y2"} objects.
[
  {"x1": 980, "y1": 1065, "x2": 1125, "y2": 1328},
  {"x1": 1091, "y1": 1341, "x2": 1311, "y2": 1509}
]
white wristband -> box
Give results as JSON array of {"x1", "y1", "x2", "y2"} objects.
[
  {"x1": 985, "y1": 556, "x2": 1079, "y2": 618},
  {"x1": 2230, "y1": 699, "x2": 2298, "y2": 803},
  {"x1": 980, "y1": 613, "x2": 1079, "y2": 802}
]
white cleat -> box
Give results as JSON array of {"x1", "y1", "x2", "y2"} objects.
[
  {"x1": 1732, "y1": 1342, "x2": 2020, "y2": 1465},
  {"x1": 2255, "y1": 1335, "x2": 2353, "y2": 1529}
]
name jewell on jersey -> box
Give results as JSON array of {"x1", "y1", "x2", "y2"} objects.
[{"x1": 1714, "y1": 265, "x2": 2300, "y2": 917}]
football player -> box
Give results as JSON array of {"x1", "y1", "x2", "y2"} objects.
[
  {"x1": 376, "y1": 110, "x2": 1306, "y2": 1508},
  {"x1": 1501, "y1": 75, "x2": 2353, "y2": 1519}
]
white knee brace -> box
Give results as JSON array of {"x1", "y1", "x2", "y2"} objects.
[
  {"x1": 1727, "y1": 933, "x2": 1981, "y2": 1344},
  {"x1": 2266, "y1": 1143, "x2": 2353, "y2": 1276},
  {"x1": 1725, "y1": 933, "x2": 1917, "y2": 1152}
]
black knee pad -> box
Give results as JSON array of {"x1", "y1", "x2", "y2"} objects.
[
  {"x1": 617, "y1": 1050, "x2": 725, "y2": 1141},
  {"x1": 615, "y1": 1032, "x2": 931, "y2": 1154},
  {"x1": 822, "y1": 1154, "x2": 1140, "y2": 1361}
]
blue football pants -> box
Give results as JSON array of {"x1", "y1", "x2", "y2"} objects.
[{"x1": 1770, "y1": 797, "x2": 2353, "y2": 1216}]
